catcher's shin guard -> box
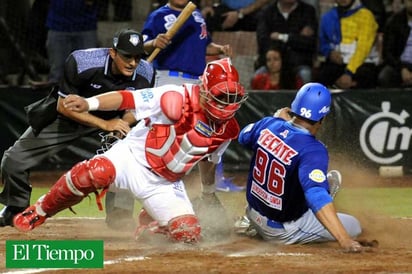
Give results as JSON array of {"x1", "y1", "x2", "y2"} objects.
[
  {"x1": 168, "y1": 214, "x2": 201, "y2": 243},
  {"x1": 41, "y1": 157, "x2": 116, "y2": 216}
]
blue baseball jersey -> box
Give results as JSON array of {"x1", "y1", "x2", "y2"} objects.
[
  {"x1": 142, "y1": 5, "x2": 211, "y2": 76},
  {"x1": 223, "y1": 0, "x2": 256, "y2": 10},
  {"x1": 239, "y1": 117, "x2": 333, "y2": 222},
  {"x1": 47, "y1": 0, "x2": 97, "y2": 32}
]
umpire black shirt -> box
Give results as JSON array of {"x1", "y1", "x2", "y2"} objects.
[{"x1": 59, "y1": 48, "x2": 155, "y2": 121}]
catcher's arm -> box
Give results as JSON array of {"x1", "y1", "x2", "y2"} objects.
[
  {"x1": 57, "y1": 93, "x2": 131, "y2": 135},
  {"x1": 198, "y1": 160, "x2": 216, "y2": 194},
  {"x1": 62, "y1": 91, "x2": 124, "y2": 111},
  {"x1": 193, "y1": 160, "x2": 232, "y2": 239}
]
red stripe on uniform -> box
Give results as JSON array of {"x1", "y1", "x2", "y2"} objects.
[{"x1": 119, "y1": 90, "x2": 135, "y2": 110}]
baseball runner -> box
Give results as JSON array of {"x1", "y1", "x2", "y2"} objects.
[
  {"x1": 13, "y1": 58, "x2": 247, "y2": 243},
  {"x1": 142, "y1": 0, "x2": 232, "y2": 87},
  {"x1": 236, "y1": 83, "x2": 365, "y2": 252},
  {"x1": 0, "y1": 29, "x2": 154, "y2": 229}
]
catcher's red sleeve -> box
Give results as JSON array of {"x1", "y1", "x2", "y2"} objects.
[{"x1": 118, "y1": 90, "x2": 135, "y2": 110}]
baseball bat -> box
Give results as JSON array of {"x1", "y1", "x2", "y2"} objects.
[{"x1": 146, "y1": 1, "x2": 197, "y2": 63}]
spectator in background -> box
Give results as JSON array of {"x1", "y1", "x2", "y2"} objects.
[
  {"x1": 25, "y1": 0, "x2": 50, "y2": 76},
  {"x1": 301, "y1": 0, "x2": 320, "y2": 18},
  {"x1": 44, "y1": 0, "x2": 98, "y2": 86},
  {"x1": 378, "y1": 0, "x2": 412, "y2": 88},
  {"x1": 361, "y1": 0, "x2": 387, "y2": 65},
  {"x1": 97, "y1": 0, "x2": 132, "y2": 21},
  {"x1": 386, "y1": 0, "x2": 404, "y2": 18},
  {"x1": 0, "y1": 0, "x2": 39, "y2": 84},
  {"x1": 201, "y1": 0, "x2": 271, "y2": 33},
  {"x1": 362, "y1": 0, "x2": 386, "y2": 33},
  {"x1": 251, "y1": 46, "x2": 303, "y2": 90},
  {"x1": 150, "y1": 0, "x2": 201, "y2": 12},
  {"x1": 318, "y1": 0, "x2": 379, "y2": 89},
  {"x1": 142, "y1": 0, "x2": 231, "y2": 87},
  {"x1": 256, "y1": 0, "x2": 318, "y2": 86}
]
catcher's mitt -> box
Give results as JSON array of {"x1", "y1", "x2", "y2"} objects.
[{"x1": 191, "y1": 192, "x2": 232, "y2": 242}]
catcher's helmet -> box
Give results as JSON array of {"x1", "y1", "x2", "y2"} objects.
[
  {"x1": 291, "y1": 82, "x2": 331, "y2": 122},
  {"x1": 200, "y1": 58, "x2": 247, "y2": 122}
]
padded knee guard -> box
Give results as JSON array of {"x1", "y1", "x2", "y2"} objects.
[
  {"x1": 167, "y1": 214, "x2": 201, "y2": 243},
  {"x1": 41, "y1": 157, "x2": 116, "y2": 216}
]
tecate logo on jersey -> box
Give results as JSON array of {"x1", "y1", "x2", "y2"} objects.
[
  {"x1": 360, "y1": 101, "x2": 411, "y2": 165},
  {"x1": 258, "y1": 129, "x2": 297, "y2": 165}
]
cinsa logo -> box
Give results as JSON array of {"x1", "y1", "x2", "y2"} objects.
[
  {"x1": 359, "y1": 101, "x2": 411, "y2": 164},
  {"x1": 309, "y1": 169, "x2": 326, "y2": 183}
]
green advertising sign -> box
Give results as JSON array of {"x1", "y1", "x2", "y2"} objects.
[{"x1": 6, "y1": 240, "x2": 104, "y2": 268}]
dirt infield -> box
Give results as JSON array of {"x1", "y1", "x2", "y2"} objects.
[
  {"x1": 1, "y1": 162, "x2": 412, "y2": 273},
  {"x1": 1, "y1": 215, "x2": 412, "y2": 273}
]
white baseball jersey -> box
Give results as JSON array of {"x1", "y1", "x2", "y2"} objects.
[{"x1": 102, "y1": 84, "x2": 239, "y2": 225}]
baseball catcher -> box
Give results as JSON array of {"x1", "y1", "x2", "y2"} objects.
[{"x1": 13, "y1": 58, "x2": 247, "y2": 243}]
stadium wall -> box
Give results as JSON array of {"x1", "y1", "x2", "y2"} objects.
[{"x1": 1, "y1": 86, "x2": 412, "y2": 173}]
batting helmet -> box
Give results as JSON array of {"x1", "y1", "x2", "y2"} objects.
[
  {"x1": 200, "y1": 58, "x2": 247, "y2": 123},
  {"x1": 291, "y1": 82, "x2": 331, "y2": 122}
]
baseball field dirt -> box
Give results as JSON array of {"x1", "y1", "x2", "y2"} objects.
[{"x1": 1, "y1": 156, "x2": 412, "y2": 273}]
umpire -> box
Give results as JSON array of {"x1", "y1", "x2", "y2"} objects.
[{"x1": 0, "y1": 29, "x2": 155, "y2": 228}]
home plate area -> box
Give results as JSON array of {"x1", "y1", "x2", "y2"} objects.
[{"x1": 1, "y1": 168, "x2": 412, "y2": 273}]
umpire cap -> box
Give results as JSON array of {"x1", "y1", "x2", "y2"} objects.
[{"x1": 113, "y1": 29, "x2": 145, "y2": 56}]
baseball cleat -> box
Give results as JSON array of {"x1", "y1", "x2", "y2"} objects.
[
  {"x1": 13, "y1": 200, "x2": 48, "y2": 232},
  {"x1": 216, "y1": 177, "x2": 245, "y2": 192},
  {"x1": 234, "y1": 215, "x2": 257, "y2": 237},
  {"x1": 215, "y1": 160, "x2": 245, "y2": 192},
  {"x1": 327, "y1": 170, "x2": 342, "y2": 199}
]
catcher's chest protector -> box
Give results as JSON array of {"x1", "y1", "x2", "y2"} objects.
[{"x1": 145, "y1": 88, "x2": 239, "y2": 182}]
